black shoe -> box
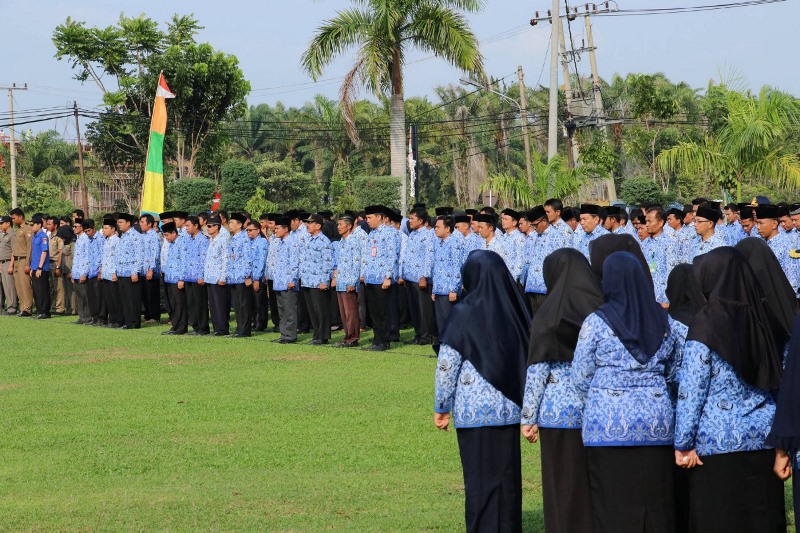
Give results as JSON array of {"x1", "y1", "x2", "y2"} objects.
[
  {"x1": 73, "y1": 319, "x2": 85, "y2": 325},
  {"x1": 84, "y1": 318, "x2": 96, "y2": 325},
  {"x1": 335, "y1": 341, "x2": 360, "y2": 348},
  {"x1": 308, "y1": 339, "x2": 328, "y2": 346},
  {"x1": 297, "y1": 329, "x2": 310, "y2": 334},
  {"x1": 94, "y1": 320, "x2": 107, "y2": 327},
  {"x1": 19, "y1": 311, "x2": 31, "y2": 317},
  {"x1": 161, "y1": 330, "x2": 176, "y2": 335},
  {"x1": 36, "y1": 313, "x2": 51, "y2": 319},
  {"x1": 389, "y1": 337, "x2": 401, "y2": 343},
  {"x1": 271, "y1": 338, "x2": 296, "y2": 344},
  {"x1": 212, "y1": 331, "x2": 228, "y2": 337},
  {"x1": 270, "y1": 326, "x2": 280, "y2": 333},
  {"x1": 232, "y1": 333, "x2": 250, "y2": 338},
  {"x1": 120, "y1": 325, "x2": 131, "y2": 330},
  {"x1": 363, "y1": 344, "x2": 388, "y2": 352}
]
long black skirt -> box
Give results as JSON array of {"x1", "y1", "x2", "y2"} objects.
[
  {"x1": 586, "y1": 445, "x2": 675, "y2": 533},
  {"x1": 456, "y1": 425, "x2": 522, "y2": 533},
  {"x1": 539, "y1": 427, "x2": 593, "y2": 533},
  {"x1": 687, "y1": 449, "x2": 785, "y2": 533}
]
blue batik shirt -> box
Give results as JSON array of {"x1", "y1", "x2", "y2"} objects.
[
  {"x1": 30, "y1": 229, "x2": 50, "y2": 272},
  {"x1": 500, "y1": 228, "x2": 527, "y2": 281},
  {"x1": 724, "y1": 220, "x2": 748, "y2": 246},
  {"x1": 299, "y1": 232, "x2": 334, "y2": 288},
  {"x1": 334, "y1": 232, "x2": 362, "y2": 292},
  {"x1": 141, "y1": 229, "x2": 161, "y2": 274},
  {"x1": 116, "y1": 229, "x2": 143, "y2": 277},
  {"x1": 641, "y1": 231, "x2": 672, "y2": 303},
  {"x1": 249, "y1": 236, "x2": 269, "y2": 281},
  {"x1": 183, "y1": 232, "x2": 209, "y2": 283},
  {"x1": 765, "y1": 231, "x2": 800, "y2": 295},
  {"x1": 553, "y1": 218, "x2": 574, "y2": 240},
  {"x1": 434, "y1": 343, "x2": 521, "y2": 429},
  {"x1": 88, "y1": 233, "x2": 104, "y2": 278},
  {"x1": 674, "y1": 340, "x2": 776, "y2": 456},
  {"x1": 100, "y1": 234, "x2": 119, "y2": 281},
  {"x1": 464, "y1": 231, "x2": 484, "y2": 255},
  {"x1": 432, "y1": 233, "x2": 465, "y2": 296},
  {"x1": 691, "y1": 229, "x2": 726, "y2": 259},
  {"x1": 203, "y1": 232, "x2": 230, "y2": 284},
  {"x1": 360, "y1": 224, "x2": 398, "y2": 285},
  {"x1": 72, "y1": 233, "x2": 90, "y2": 280},
  {"x1": 266, "y1": 235, "x2": 280, "y2": 280},
  {"x1": 162, "y1": 238, "x2": 186, "y2": 284},
  {"x1": 273, "y1": 234, "x2": 301, "y2": 292},
  {"x1": 522, "y1": 361, "x2": 584, "y2": 429},
  {"x1": 523, "y1": 225, "x2": 564, "y2": 294},
  {"x1": 227, "y1": 231, "x2": 253, "y2": 285},
  {"x1": 401, "y1": 227, "x2": 434, "y2": 282},
  {"x1": 573, "y1": 225, "x2": 610, "y2": 260},
  {"x1": 572, "y1": 313, "x2": 681, "y2": 447},
  {"x1": 483, "y1": 234, "x2": 507, "y2": 262}
]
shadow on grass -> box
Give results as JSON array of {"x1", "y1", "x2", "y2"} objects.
[{"x1": 522, "y1": 509, "x2": 546, "y2": 533}]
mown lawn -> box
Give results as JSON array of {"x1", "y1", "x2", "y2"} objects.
[{"x1": 0, "y1": 315, "x2": 545, "y2": 532}]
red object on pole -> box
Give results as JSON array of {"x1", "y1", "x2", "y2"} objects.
[{"x1": 211, "y1": 192, "x2": 221, "y2": 212}]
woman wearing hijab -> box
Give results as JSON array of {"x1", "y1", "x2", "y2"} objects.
[
  {"x1": 433, "y1": 250, "x2": 530, "y2": 533},
  {"x1": 56, "y1": 223, "x2": 76, "y2": 315},
  {"x1": 674, "y1": 247, "x2": 785, "y2": 533},
  {"x1": 521, "y1": 248, "x2": 602, "y2": 533},
  {"x1": 589, "y1": 233, "x2": 652, "y2": 288},
  {"x1": 572, "y1": 251, "x2": 682, "y2": 533}
]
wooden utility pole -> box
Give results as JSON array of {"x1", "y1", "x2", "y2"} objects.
[
  {"x1": 517, "y1": 66, "x2": 533, "y2": 186},
  {"x1": 73, "y1": 102, "x2": 89, "y2": 213},
  {"x1": 559, "y1": 21, "x2": 580, "y2": 168},
  {"x1": 2, "y1": 83, "x2": 27, "y2": 208},
  {"x1": 584, "y1": 13, "x2": 606, "y2": 134}
]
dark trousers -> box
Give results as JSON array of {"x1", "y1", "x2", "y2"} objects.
[
  {"x1": 302, "y1": 287, "x2": 331, "y2": 341},
  {"x1": 397, "y1": 282, "x2": 409, "y2": 326},
  {"x1": 167, "y1": 283, "x2": 188, "y2": 333},
  {"x1": 73, "y1": 279, "x2": 89, "y2": 322},
  {"x1": 406, "y1": 281, "x2": 435, "y2": 343},
  {"x1": 365, "y1": 283, "x2": 390, "y2": 346},
  {"x1": 329, "y1": 286, "x2": 342, "y2": 327},
  {"x1": 456, "y1": 425, "x2": 522, "y2": 533},
  {"x1": 388, "y1": 283, "x2": 400, "y2": 341},
  {"x1": 337, "y1": 291, "x2": 360, "y2": 343},
  {"x1": 207, "y1": 284, "x2": 230, "y2": 334},
  {"x1": 185, "y1": 282, "x2": 209, "y2": 334},
  {"x1": 86, "y1": 277, "x2": 100, "y2": 320},
  {"x1": 230, "y1": 283, "x2": 253, "y2": 336},
  {"x1": 254, "y1": 282, "x2": 269, "y2": 331},
  {"x1": 267, "y1": 279, "x2": 280, "y2": 327},
  {"x1": 539, "y1": 428, "x2": 593, "y2": 533},
  {"x1": 297, "y1": 286, "x2": 311, "y2": 332},
  {"x1": 101, "y1": 279, "x2": 123, "y2": 325},
  {"x1": 527, "y1": 292, "x2": 547, "y2": 317},
  {"x1": 118, "y1": 277, "x2": 142, "y2": 328},
  {"x1": 434, "y1": 295, "x2": 456, "y2": 332},
  {"x1": 31, "y1": 272, "x2": 51, "y2": 317},
  {"x1": 275, "y1": 290, "x2": 297, "y2": 341},
  {"x1": 141, "y1": 277, "x2": 161, "y2": 321},
  {"x1": 358, "y1": 282, "x2": 368, "y2": 328}
]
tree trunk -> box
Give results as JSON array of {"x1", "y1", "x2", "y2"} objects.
[{"x1": 389, "y1": 49, "x2": 406, "y2": 211}]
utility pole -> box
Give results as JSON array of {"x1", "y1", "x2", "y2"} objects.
[
  {"x1": 558, "y1": 21, "x2": 580, "y2": 168},
  {"x1": 584, "y1": 13, "x2": 606, "y2": 134},
  {"x1": 2, "y1": 83, "x2": 27, "y2": 208},
  {"x1": 517, "y1": 66, "x2": 533, "y2": 186},
  {"x1": 547, "y1": 0, "x2": 560, "y2": 164},
  {"x1": 73, "y1": 102, "x2": 89, "y2": 213}
]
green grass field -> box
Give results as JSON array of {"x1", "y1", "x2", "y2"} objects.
[{"x1": 0, "y1": 315, "x2": 545, "y2": 532}]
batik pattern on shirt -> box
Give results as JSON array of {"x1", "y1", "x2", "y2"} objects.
[
  {"x1": 766, "y1": 231, "x2": 800, "y2": 295},
  {"x1": 434, "y1": 343, "x2": 521, "y2": 428},
  {"x1": 521, "y1": 361, "x2": 584, "y2": 429},
  {"x1": 360, "y1": 225, "x2": 398, "y2": 285},
  {"x1": 299, "y1": 232, "x2": 334, "y2": 288},
  {"x1": 116, "y1": 230, "x2": 143, "y2": 277},
  {"x1": 163, "y1": 238, "x2": 186, "y2": 284},
  {"x1": 71, "y1": 233, "x2": 90, "y2": 280},
  {"x1": 88, "y1": 234, "x2": 104, "y2": 278},
  {"x1": 203, "y1": 232, "x2": 230, "y2": 284},
  {"x1": 182, "y1": 233, "x2": 208, "y2": 283},
  {"x1": 141, "y1": 229, "x2": 161, "y2": 274},
  {"x1": 500, "y1": 229, "x2": 527, "y2": 281},
  {"x1": 573, "y1": 225, "x2": 610, "y2": 260},
  {"x1": 335, "y1": 232, "x2": 362, "y2": 292},
  {"x1": 641, "y1": 232, "x2": 672, "y2": 303},
  {"x1": 273, "y1": 234, "x2": 301, "y2": 292},
  {"x1": 691, "y1": 230, "x2": 726, "y2": 259},
  {"x1": 400, "y1": 227, "x2": 434, "y2": 282},
  {"x1": 432, "y1": 233, "x2": 465, "y2": 296},
  {"x1": 227, "y1": 231, "x2": 253, "y2": 285},
  {"x1": 523, "y1": 225, "x2": 564, "y2": 294},
  {"x1": 100, "y1": 234, "x2": 119, "y2": 281},
  {"x1": 249, "y1": 237, "x2": 269, "y2": 281}
]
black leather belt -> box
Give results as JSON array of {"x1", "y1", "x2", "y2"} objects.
[{"x1": 13, "y1": 255, "x2": 26, "y2": 260}]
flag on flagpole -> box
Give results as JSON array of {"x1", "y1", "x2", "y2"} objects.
[{"x1": 141, "y1": 72, "x2": 175, "y2": 215}]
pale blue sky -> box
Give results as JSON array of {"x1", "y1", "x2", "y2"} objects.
[{"x1": 2, "y1": 0, "x2": 797, "y2": 136}]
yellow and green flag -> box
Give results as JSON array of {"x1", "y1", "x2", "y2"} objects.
[{"x1": 141, "y1": 72, "x2": 175, "y2": 215}]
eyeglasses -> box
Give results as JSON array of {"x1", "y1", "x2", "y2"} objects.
[
  {"x1": 246, "y1": 228, "x2": 259, "y2": 232},
  {"x1": 208, "y1": 224, "x2": 220, "y2": 228}
]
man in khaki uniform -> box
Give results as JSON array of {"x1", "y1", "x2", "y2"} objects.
[
  {"x1": 46, "y1": 216, "x2": 65, "y2": 314},
  {"x1": 9, "y1": 208, "x2": 34, "y2": 316},
  {"x1": 0, "y1": 215, "x2": 17, "y2": 314}
]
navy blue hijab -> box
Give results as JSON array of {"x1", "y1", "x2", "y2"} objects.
[
  {"x1": 437, "y1": 250, "x2": 531, "y2": 407},
  {"x1": 767, "y1": 313, "x2": 800, "y2": 450},
  {"x1": 595, "y1": 251, "x2": 670, "y2": 364}
]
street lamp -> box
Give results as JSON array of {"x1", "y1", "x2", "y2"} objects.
[{"x1": 459, "y1": 78, "x2": 522, "y2": 112}]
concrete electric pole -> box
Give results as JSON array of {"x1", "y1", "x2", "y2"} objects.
[
  {"x1": 517, "y1": 66, "x2": 533, "y2": 186},
  {"x1": 2, "y1": 83, "x2": 27, "y2": 208},
  {"x1": 547, "y1": 0, "x2": 560, "y2": 164},
  {"x1": 73, "y1": 102, "x2": 89, "y2": 213}
]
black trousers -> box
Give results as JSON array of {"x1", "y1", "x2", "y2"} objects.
[
  {"x1": 141, "y1": 277, "x2": 161, "y2": 321},
  {"x1": 207, "y1": 283, "x2": 230, "y2": 334},
  {"x1": 526, "y1": 292, "x2": 547, "y2": 317},
  {"x1": 434, "y1": 295, "x2": 456, "y2": 332},
  {"x1": 253, "y1": 282, "x2": 269, "y2": 331},
  {"x1": 388, "y1": 283, "x2": 400, "y2": 341},
  {"x1": 86, "y1": 277, "x2": 101, "y2": 320},
  {"x1": 100, "y1": 279, "x2": 123, "y2": 326},
  {"x1": 167, "y1": 283, "x2": 188, "y2": 333},
  {"x1": 456, "y1": 425, "x2": 522, "y2": 533},
  {"x1": 539, "y1": 428, "x2": 593, "y2": 533},
  {"x1": 365, "y1": 283, "x2": 390, "y2": 346},
  {"x1": 73, "y1": 279, "x2": 89, "y2": 322},
  {"x1": 302, "y1": 287, "x2": 331, "y2": 341},
  {"x1": 297, "y1": 284, "x2": 311, "y2": 332},
  {"x1": 406, "y1": 281, "x2": 434, "y2": 343},
  {"x1": 31, "y1": 272, "x2": 51, "y2": 317},
  {"x1": 117, "y1": 277, "x2": 142, "y2": 328},
  {"x1": 185, "y1": 282, "x2": 209, "y2": 334},
  {"x1": 267, "y1": 279, "x2": 280, "y2": 326},
  {"x1": 230, "y1": 283, "x2": 253, "y2": 336}
]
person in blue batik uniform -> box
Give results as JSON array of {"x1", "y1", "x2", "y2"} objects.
[
  {"x1": 522, "y1": 206, "x2": 565, "y2": 316},
  {"x1": 246, "y1": 220, "x2": 269, "y2": 332},
  {"x1": 265, "y1": 215, "x2": 282, "y2": 331},
  {"x1": 360, "y1": 205, "x2": 398, "y2": 351},
  {"x1": 227, "y1": 213, "x2": 254, "y2": 338},
  {"x1": 455, "y1": 213, "x2": 483, "y2": 256},
  {"x1": 332, "y1": 215, "x2": 362, "y2": 347},
  {"x1": 115, "y1": 213, "x2": 143, "y2": 329},
  {"x1": 99, "y1": 218, "x2": 123, "y2": 327},
  {"x1": 521, "y1": 249, "x2": 603, "y2": 533},
  {"x1": 271, "y1": 217, "x2": 301, "y2": 344},
  {"x1": 691, "y1": 203, "x2": 726, "y2": 259},
  {"x1": 401, "y1": 207, "x2": 436, "y2": 345},
  {"x1": 572, "y1": 251, "x2": 681, "y2": 533},
  {"x1": 160, "y1": 222, "x2": 189, "y2": 335},
  {"x1": 755, "y1": 204, "x2": 800, "y2": 296},
  {"x1": 573, "y1": 204, "x2": 609, "y2": 260},
  {"x1": 28, "y1": 215, "x2": 51, "y2": 319},
  {"x1": 474, "y1": 213, "x2": 507, "y2": 260},
  {"x1": 434, "y1": 250, "x2": 530, "y2": 533},
  {"x1": 183, "y1": 216, "x2": 210, "y2": 335},
  {"x1": 299, "y1": 213, "x2": 334, "y2": 345},
  {"x1": 498, "y1": 209, "x2": 526, "y2": 282},
  {"x1": 544, "y1": 199, "x2": 575, "y2": 241},
  {"x1": 70, "y1": 219, "x2": 92, "y2": 324},
  {"x1": 203, "y1": 217, "x2": 231, "y2": 336},
  {"x1": 139, "y1": 214, "x2": 161, "y2": 323},
  {"x1": 432, "y1": 215, "x2": 465, "y2": 332},
  {"x1": 641, "y1": 206, "x2": 674, "y2": 304},
  {"x1": 84, "y1": 220, "x2": 103, "y2": 323},
  {"x1": 674, "y1": 248, "x2": 787, "y2": 533}
]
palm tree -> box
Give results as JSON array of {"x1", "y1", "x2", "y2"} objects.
[
  {"x1": 657, "y1": 85, "x2": 800, "y2": 201},
  {"x1": 301, "y1": 0, "x2": 486, "y2": 210}
]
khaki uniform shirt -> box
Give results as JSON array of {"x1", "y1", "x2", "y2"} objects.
[
  {"x1": 0, "y1": 228, "x2": 14, "y2": 262},
  {"x1": 49, "y1": 235, "x2": 64, "y2": 267},
  {"x1": 11, "y1": 224, "x2": 33, "y2": 268}
]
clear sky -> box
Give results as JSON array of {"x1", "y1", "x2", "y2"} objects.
[{"x1": 1, "y1": 0, "x2": 797, "y2": 137}]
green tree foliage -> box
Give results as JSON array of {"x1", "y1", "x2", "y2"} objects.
[
  {"x1": 350, "y1": 176, "x2": 400, "y2": 209},
  {"x1": 257, "y1": 160, "x2": 321, "y2": 212},
  {"x1": 244, "y1": 189, "x2": 279, "y2": 218},
  {"x1": 170, "y1": 177, "x2": 217, "y2": 214},
  {"x1": 220, "y1": 159, "x2": 259, "y2": 211},
  {"x1": 619, "y1": 176, "x2": 669, "y2": 206},
  {"x1": 17, "y1": 182, "x2": 74, "y2": 216}
]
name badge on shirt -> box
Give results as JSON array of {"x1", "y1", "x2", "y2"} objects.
[
  {"x1": 371, "y1": 245, "x2": 377, "y2": 258},
  {"x1": 649, "y1": 261, "x2": 657, "y2": 273}
]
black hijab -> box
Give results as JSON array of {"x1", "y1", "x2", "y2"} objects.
[
  {"x1": 529, "y1": 249, "x2": 604, "y2": 364},
  {"x1": 735, "y1": 237, "x2": 797, "y2": 346},
  {"x1": 688, "y1": 247, "x2": 782, "y2": 391},
  {"x1": 665, "y1": 264, "x2": 705, "y2": 327},
  {"x1": 56, "y1": 224, "x2": 75, "y2": 245},
  {"x1": 767, "y1": 313, "x2": 800, "y2": 450},
  {"x1": 595, "y1": 251, "x2": 670, "y2": 364},
  {"x1": 590, "y1": 233, "x2": 653, "y2": 290},
  {"x1": 438, "y1": 250, "x2": 531, "y2": 407}
]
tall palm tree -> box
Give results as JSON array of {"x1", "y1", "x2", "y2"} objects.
[{"x1": 301, "y1": 0, "x2": 486, "y2": 209}]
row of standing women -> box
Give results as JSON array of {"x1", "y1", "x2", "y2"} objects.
[{"x1": 434, "y1": 234, "x2": 800, "y2": 533}]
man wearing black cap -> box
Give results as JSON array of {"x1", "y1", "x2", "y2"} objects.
[
  {"x1": 544, "y1": 198, "x2": 574, "y2": 239},
  {"x1": 691, "y1": 203, "x2": 726, "y2": 260},
  {"x1": 9, "y1": 208, "x2": 34, "y2": 316},
  {"x1": 226, "y1": 213, "x2": 254, "y2": 337},
  {"x1": 28, "y1": 215, "x2": 51, "y2": 318},
  {"x1": 160, "y1": 222, "x2": 188, "y2": 335},
  {"x1": 139, "y1": 214, "x2": 162, "y2": 324},
  {"x1": 475, "y1": 213, "x2": 506, "y2": 259},
  {"x1": 400, "y1": 206, "x2": 435, "y2": 345},
  {"x1": 246, "y1": 220, "x2": 269, "y2": 332},
  {"x1": 499, "y1": 209, "x2": 526, "y2": 283},
  {"x1": 385, "y1": 208, "x2": 406, "y2": 342},
  {"x1": 454, "y1": 213, "x2": 482, "y2": 255},
  {"x1": 271, "y1": 216, "x2": 301, "y2": 344},
  {"x1": 0, "y1": 215, "x2": 17, "y2": 315},
  {"x1": 289, "y1": 210, "x2": 312, "y2": 334},
  {"x1": 182, "y1": 216, "x2": 210, "y2": 335},
  {"x1": 265, "y1": 214, "x2": 282, "y2": 332},
  {"x1": 739, "y1": 204, "x2": 757, "y2": 237},
  {"x1": 203, "y1": 216, "x2": 231, "y2": 336},
  {"x1": 790, "y1": 204, "x2": 800, "y2": 235},
  {"x1": 299, "y1": 213, "x2": 334, "y2": 344},
  {"x1": 522, "y1": 206, "x2": 563, "y2": 315},
  {"x1": 116, "y1": 213, "x2": 144, "y2": 329},
  {"x1": 756, "y1": 204, "x2": 800, "y2": 295},
  {"x1": 360, "y1": 205, "x2": 398, "y2": 351},
  {"x1": 574, "y1": 204, "x2": 610, "y2": 259},
  {"x1": 642, "y1": 207, "x2": 673, "y2": 304},
  {"x1": 432, "y1": 215, "x2": 465, "y2": 331},
  {"x1": 602, "y1": 206, "x2": 624, "y2": 234},
  {"x1": 99, "y1": 217, "x2": 123, "y2": 328}
]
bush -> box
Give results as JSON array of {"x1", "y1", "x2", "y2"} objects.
[
  {"x1": 619, "y1": 176, "x2": 668, "y2": 206},
  {"x1": 171, "y1": 178, "x2": 217, "y2": 215},
  {"x1": 220, "y1": 159, "x2": 259, "y2": 211},
  {"x1": 258, "y1": 160, "x2": 321, "y2": 211},
  {"x1": 17, "y1": 181, "x2": 73, "y2": 216},
  {"x1": 350, "y1": 176, "x2": 400, "y2": 209}
]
